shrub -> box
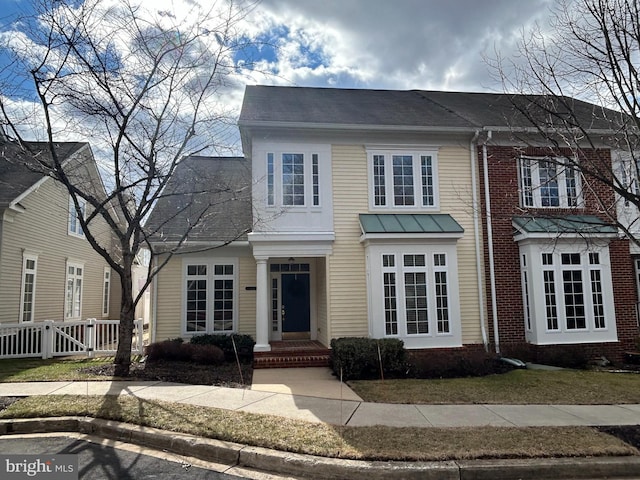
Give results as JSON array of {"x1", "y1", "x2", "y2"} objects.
[
  {"x1": 145, "y1": 339, "x2": 191, "y2": 362},
  {"x1": 189, "y1": 344, "x2": 225, "y2": 365},
  {"x1": 408, "y1": 348, "x2": 512, "y2": 379},
  {"x1": 145, "y1": 339, "x2": 224, "y2": 365},
  {"x1": 330, "y1": 337, "x2": 407, "y2": 381},
  {"x1": 189, "y1": 334, "x2": 255, "y2": 361},
  {"x1": 536, "y1": 345, "x2": 589, "y2": 369}
]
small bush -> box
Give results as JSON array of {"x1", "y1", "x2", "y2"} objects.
[
  {"x1": 536, "y1": 345, "x2": 589, "y2": 369},
  {"x1": 330, "y1": 337, "x2": 407, "y2": 381},
  {"x1": 189, "y1": 334, "x2": 255, "y2": 361},
  {"x1": 408, "y1": 348, "x2": 512, "y2": 379},
  {"x1": 145, "y1": 339, "x2": 224, "y2": 365},
  {"x1": 145, "y1": 339, "x2": 191, "y2": 362},
  {"x1": 189, "y1": 344, "x2": 225, "y2": 365}
]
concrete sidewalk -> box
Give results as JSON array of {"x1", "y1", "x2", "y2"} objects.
[{"x1": 0, "y1": 367, "x2": 639, "y2": 427}]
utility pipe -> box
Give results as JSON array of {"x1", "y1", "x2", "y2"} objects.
[
  {"x1": 482, "y1": 130, "x2": 500, "y2": 354},
  {"x1": 470, "y1": 130, "x2": 488, "y2": 350}
]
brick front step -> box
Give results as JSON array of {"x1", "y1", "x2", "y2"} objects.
[{"x1": 253, "y1": 352, "x2": 331, "y2": 369}]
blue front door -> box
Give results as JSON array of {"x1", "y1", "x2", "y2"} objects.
[{"x1": 282, "y1": 273, "x2": 310, "y2": 333}]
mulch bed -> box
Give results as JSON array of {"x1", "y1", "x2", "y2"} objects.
[
  {"x1": 79, "y1": 360, "x2": 253, "y2": 388},
  {"x1": 598, "y1": 426, "x2": 640, "y2": 449}
]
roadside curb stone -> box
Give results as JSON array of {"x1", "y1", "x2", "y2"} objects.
[{"x1": 2, "y1": 417, "x2": 640, "y2": 479}]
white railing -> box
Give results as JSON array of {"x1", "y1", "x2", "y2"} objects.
[{"x1": 0, "y1": 318, "x2": 144, "y2": 359}]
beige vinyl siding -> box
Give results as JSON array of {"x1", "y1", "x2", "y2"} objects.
[
  {"x1": 328, "y1": 144, "x2": 486, "y2": 346},
  {"x1": 153, "y1": 248, "x2": 256, "y2": 341},
  {"x1": 153, "y1": 254, "x2": 182, "y2": 341},
  {"x1": 0, "y1": 174, "x2": 114, "y2": 323},
  {"x1": 316, "y1": 256, "x2": 329, "y2": 345},
  {"x1": 438, "y1": 146, "x2": 485, "y2": 344},
  {"x1": 329, "y1": 145, "x2": 370, "y2": 337},
  {"x1": 237, "y1": 255, "x2": 256, "y2": 337}
]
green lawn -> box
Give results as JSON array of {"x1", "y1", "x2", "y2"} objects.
[
  {"x1": 0, "y1": 357, "x2": 115, "y2": 382},
  {"x1": 348, "y1": 369, "x2": 640, "y2": 404}
]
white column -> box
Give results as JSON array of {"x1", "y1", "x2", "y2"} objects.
[{"x1": 254, "y1": 257, "x2": 271, "y2": 352}]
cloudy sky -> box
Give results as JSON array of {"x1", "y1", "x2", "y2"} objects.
[{"x1": 0, "y1": 0, "x2": 554, "y2": 149}]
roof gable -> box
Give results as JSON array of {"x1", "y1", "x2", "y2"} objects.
[{"x1": 0, "y1": 141, "x2": 87, "y2": 208}]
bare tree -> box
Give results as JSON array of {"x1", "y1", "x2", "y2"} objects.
[
  {"x1": 491, "y1": 0, "x2": 640, "y2": 242},
  {"x1": 0, "y1": 0, "x2": 257, "y2": 376}
]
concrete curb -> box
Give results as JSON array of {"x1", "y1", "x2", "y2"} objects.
[{"x1": 2, "y1": 417, "x2": 640, "y2": 479}]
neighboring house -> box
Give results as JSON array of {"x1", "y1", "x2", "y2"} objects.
[
  {"x1": 0, "y1": 137, "x2": 119, "y2": 324},
  {"x1": 148, "y1": 85, "x2": 639, "y2": 364}
]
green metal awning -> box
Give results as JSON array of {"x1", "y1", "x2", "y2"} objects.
[
  {"x1": 359, "y1": 213, "x2": 464, "y2": 235},
  {"x1": 512, "y1": 215, "x2": 617, "y2": 237}
]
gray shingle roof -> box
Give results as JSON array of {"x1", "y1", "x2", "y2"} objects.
[
  {"x1": 0, "y1": 140, "x2": 86, "y2": 208},
  {"x1": 239, "y1": 86, "x2": 623, "y2": 132},
  {"x1": 146, "y1": 156, "x2": 252, "y2": 247}
]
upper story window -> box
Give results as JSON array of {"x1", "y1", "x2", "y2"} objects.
[
  {"x1": 368, "y1": 150, "x2": 439, "y2": 209},
  {"x1": 266, "y1": 151, "x2": 321, "y2": 208},
  {"x1": 68, "y1": 196, "x2": 86, "y2": 237},
  {"x1": 519, "y1": 156, "x2": 582, "y2": 209}
]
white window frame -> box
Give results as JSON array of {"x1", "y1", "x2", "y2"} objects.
[
  {"x1": 182, "y1": 258, "x2": 239, "y2": 336},
  {"x1": 65, "y1": 261, "x2": 84, "y2": 320},
  {"x1": 68, "y1": 196, "x2": 86, "y2": 237},
  {"x1": 519, "y1": 156, "x2": 583, "y2": 209},
  {"x1": 518, "y1": 240, "x2": 617, "y2": 345},
  {"x1": 366, "y1": 242, "x2": 461, "y2": 349},
  {"x1": 102, "y1": 267, "x2": 111, "y2": 317},
  {"x1": 264, "y1": 151, "x2": 323, "y2": 209},
  {"x1": 20, "y1": 253, "x2": 38, "y2": 323},
  {"x1": 367, "y1": 149, "x2": 439, "y2": 210}
]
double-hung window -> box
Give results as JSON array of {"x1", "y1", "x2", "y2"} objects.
[
  {"x1": 369, "y1": 150, "x2": 438, "y2": 209},
  {"x1": 20, "y1": 253, "x2": 38, "y2": 322},
  {"x1": 519, "y1": 156, "x2": 582, "y2": 208},
  {"x1": 68, "y1": 196, "x2": 86, "y2": 236},
  {"x1": 65, "y1": 262, "x2": 84, "y2": 320},
  {"x1": 184, "y1": 260, "x2": 237, "y2": 335}
]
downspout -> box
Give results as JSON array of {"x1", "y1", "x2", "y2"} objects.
[
  {"x1": 482, "y1": 130, "x2": 500, "y2": 354},
  {"x1": 470, "y1": 130, "x2": 488, "y2": 350}
]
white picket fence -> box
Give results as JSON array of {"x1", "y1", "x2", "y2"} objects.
[{"x1": 0, "y1": 318, "x2": 144, "y2": 359}]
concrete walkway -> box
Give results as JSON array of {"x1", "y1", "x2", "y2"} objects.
[{"x1": 0, "y1": 367, "x2": 639, "y2": 427}]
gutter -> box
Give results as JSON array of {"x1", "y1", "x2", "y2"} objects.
[
  {"x1": 482, "y1": 130, "x2": 500, "y2": 354},
  {"x1": 470, "y1": 130, "x2": 488, "y2": 350}
]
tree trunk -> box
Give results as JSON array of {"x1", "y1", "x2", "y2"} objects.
[{"x1": 114, "y1": 266, "x2": 135, "y2": 377}]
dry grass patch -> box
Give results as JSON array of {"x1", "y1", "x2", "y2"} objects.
[
  {"x1": 0, "y1": 395, "x2": 636, "y2": 461},
  {"x1": 349, "y1": 369, "x2": 640, "y2": 404}
]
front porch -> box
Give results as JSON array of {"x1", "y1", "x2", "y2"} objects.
[{"x1": 253, "y1": 340, "x2": 331, "y2": 369}]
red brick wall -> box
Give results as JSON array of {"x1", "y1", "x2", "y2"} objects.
[{"x1": 478, "y1": 145, "x2": 639, "y2": 363}]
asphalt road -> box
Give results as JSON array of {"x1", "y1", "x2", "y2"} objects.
[{"x1": 0, "y1": 435, "x2": 250, "y2": 480}]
